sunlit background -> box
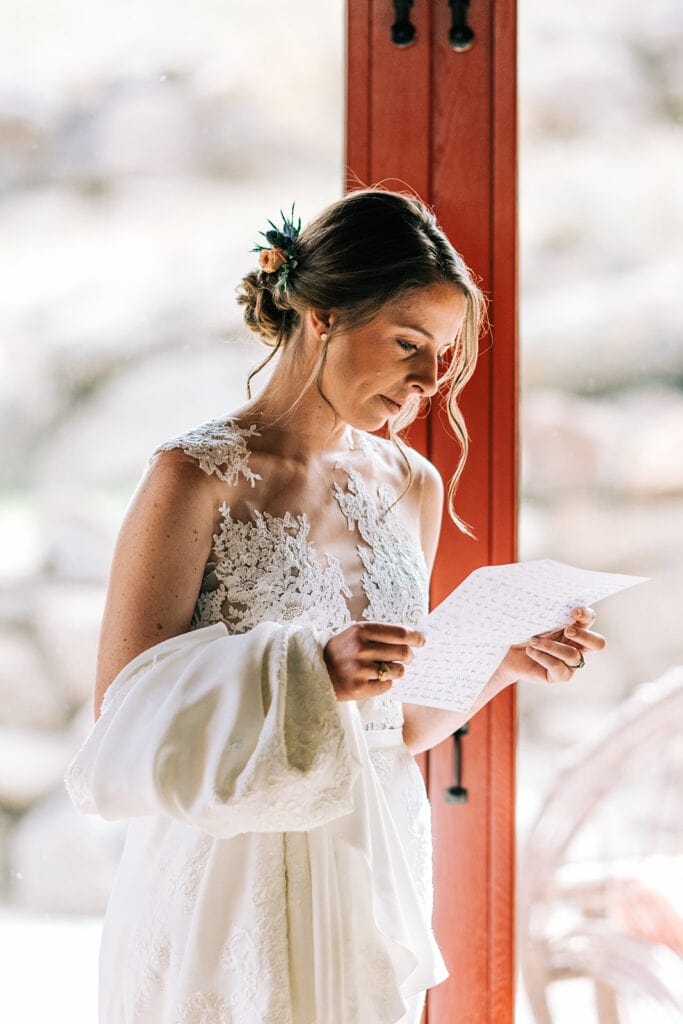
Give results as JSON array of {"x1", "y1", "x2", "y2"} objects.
[{"x1": 0, "y1": 1, "x2": 681, "y2": 1021}]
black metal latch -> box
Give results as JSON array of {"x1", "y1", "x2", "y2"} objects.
[
  {"x1": 390, "y1": 0, "x2": 416, "y2": 47},
  {"x1": 390, "y1": 2, "x2": 476, "y2": 51},
  {"x1": 443, "y1": 723, "x2": 469, "y2": 803},
  {"x1": 448, "y1": 1, "x2": 475, "y2": 52}
]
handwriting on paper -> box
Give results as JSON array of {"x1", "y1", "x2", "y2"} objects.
[{"x1": 389, "y1": 559, "x2": 649, "y2": 713}]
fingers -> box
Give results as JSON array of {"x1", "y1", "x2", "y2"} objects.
[
  {"x1": 525, "y1": 644, "x2": 576, "y2": 683},
  {"x1": 534, "y1": 607, "x2": 598, "y2": 644},
  {"x1": 365, "y1": 660, "x2": 405, "y2": 682},
  {"x1": 360, "y1": 640, "x2": 417, "y2": 665},
  {"x1": 359, "y1": 623, "x2": 427, "y2": 649},
  {"x1": 562, "y1": 625, "x2": 606, "y2": 651},
  {"x1": 528, "y1": 635, "x2": 587, "y2": 664},
  {"x1": 325, "y1": 622, "x2": 426, "y2": 701},
  {"x1": 357, "y1": 625, "x2": 427, "y2": 681},
  {"x1": 571, "y1": 605, "x2": 597, "y2": 627}
]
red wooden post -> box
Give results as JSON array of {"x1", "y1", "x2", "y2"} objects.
[{"x1": 345, "y1": 2, "x2": 518, "y2": 1021}]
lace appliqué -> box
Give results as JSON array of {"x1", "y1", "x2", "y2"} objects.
[
  {"x1": 359, "y1": 693, "x2": 404, "y2": 731},
  {"x1": 152, "y1": 418, "x2": 262, "y2": 487},
  {"x1": 219, "y1": 929, "x2": 263, "y2": 1014},
  {"x1": 63, "y1": 763, "x2": 91, "y2": 811},
  {"x1": 132, "y1": 932, "x2": 172, "y2": 1017},
  {"x1": 175, "y1": 990, "x2": 231, "y2": 1024},
  {"x1": 250, "y1": 835, "x2": 292, "y2": 1020},
  {"x1": 368, "y1": 749, "x2": 395, "y2": 784},
  {"x1": 153, "y1": 417, "x2": 428, "y2": 735},
  {"x1": 332, "y1": 462, "x2": 429, "y2": 629},
  {"x1": 218, "y1": 834, "x2": 292, "y2": 1022},
  {"x1": 176, "y1": 839, "x2": 292, "y2": 1024},
  {"x1": 191, "y1": 506, "x2": 353, "y2": 636},
  {"x1": 166, "y1": 833, "x2": 214, "y2": 913},
  {"x1": 368, "y1": 747, "x2": 433, "y2": 916},
  {"x1": 405, "y1": 761, "x2": 433, "y2": 915}
]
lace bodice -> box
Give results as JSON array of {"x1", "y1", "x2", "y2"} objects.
[{"x1": 150, "y1": 416, "x2": 430, "y2": 733}]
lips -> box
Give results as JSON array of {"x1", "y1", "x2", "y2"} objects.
[{"x1": 380, "y1": 395, "x2": 403, "y2": 413}]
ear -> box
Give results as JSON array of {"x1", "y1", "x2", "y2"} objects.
[{"x1": 306, "y1": 307, "x2": 336, "y2": 336}]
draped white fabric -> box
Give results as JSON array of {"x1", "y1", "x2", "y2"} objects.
[{"x1": 65, "y1": 621, "x2": 448, "y2": 1024}]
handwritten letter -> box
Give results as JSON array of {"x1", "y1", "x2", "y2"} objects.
[{"x1": 389, "y1": 559, "x2": 649, "y2": 713}]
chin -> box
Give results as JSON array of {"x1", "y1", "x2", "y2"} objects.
[
  {"x1": 335, "y1": 396, "x2": 392, "y2": 432},
  {"x1": 347, "y1": 408, "x2": 390, "y2": 432}
]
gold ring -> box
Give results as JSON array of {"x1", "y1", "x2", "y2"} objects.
[{"x1": 376, "y1": 661, "x2": 392, "y2": 683}]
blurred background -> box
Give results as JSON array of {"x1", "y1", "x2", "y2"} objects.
[{"x1": 0, "y1": 1, "x2": 681, "y2": 1021}]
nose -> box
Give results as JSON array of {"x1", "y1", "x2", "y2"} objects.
[{"x1": 408, "y1": 353, "x2": 440, "y2": 398}]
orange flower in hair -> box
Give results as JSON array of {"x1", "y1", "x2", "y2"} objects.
[
  {"x1": 250, "y1": 202, "x2": 301, "y2": 293},
  {"x1": 259, "y1": 247, "x2": 288, "y2": 274}
]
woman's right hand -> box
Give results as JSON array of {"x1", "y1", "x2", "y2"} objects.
[{"x1": 323, "y1": 622, "x2": 426, "y2": 702}]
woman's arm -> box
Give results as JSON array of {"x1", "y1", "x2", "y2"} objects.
[
  {"x1": 93, "y1": 449, "x2": 217, "y2": 720},
  {"x1": 402, "y1": 669, "x2": 509, "y2": 755},
  {"x1": 401, "y1": 456, "x2": 482, "y2": 754}
]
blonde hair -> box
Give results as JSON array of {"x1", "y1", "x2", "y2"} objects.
[{"x1": 235, "y1": 186, "x2": 488, "y2": 537}]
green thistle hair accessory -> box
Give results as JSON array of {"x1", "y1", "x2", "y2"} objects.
[{"x1": 249, "y1": 202, "x2": 302, "y2": 294}]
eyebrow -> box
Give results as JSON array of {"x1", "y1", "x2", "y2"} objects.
[{"x1": 392, "y1": 321, "x2": 435, "y2": 340}]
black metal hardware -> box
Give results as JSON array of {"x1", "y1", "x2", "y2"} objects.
[
  {"x1": 448, "y1": 0, "x2": 475, "y2": 52},
  {"x1": 391, "y1": 0, "x2": 416, "y2": 47},
  {"x1": 443, "y1": 723, "x2": 469, "y2": 803}
]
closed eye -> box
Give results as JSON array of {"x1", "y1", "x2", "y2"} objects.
[{"x1": 396, "y1": 339, "x2": 418, "y2": 353}]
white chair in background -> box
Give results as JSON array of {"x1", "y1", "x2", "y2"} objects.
[{"x1": 518, "y1": 667, "x2": 683, "y2": 1024}]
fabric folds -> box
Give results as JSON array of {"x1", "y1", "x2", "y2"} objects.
[
  {"x1": 306, "y1": 723, "x2": 448, "y2": 1021},
  {"x1": 65, "y1": 621, "x2": 355, "y2": 837},
  {"x1": 64, "y1": 622, "x2": 448, "y2": 1023}
]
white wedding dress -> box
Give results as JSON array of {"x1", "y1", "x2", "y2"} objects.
[{"x1": 64, "y1": 417, "x2": 448, "y2": 1024}]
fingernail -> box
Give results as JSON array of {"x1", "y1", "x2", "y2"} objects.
[
  {"x1": 565, "y1": 627, "x2": 576, "y2": 636},
  {"x1": 573, "y1": 607, "x2": 584, "y2": 617}
]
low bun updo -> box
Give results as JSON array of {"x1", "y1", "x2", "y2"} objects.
[{"x1": 236, "y1": 268, "x2": 299, "y2": 345}]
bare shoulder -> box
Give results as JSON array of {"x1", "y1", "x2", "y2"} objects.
[
  {"x1": 145, "y1": 442, "x2": 221, "y2": 483},
  {"x1": 398, "y1": 444, "x2": 444, "y2": 538},
  {"x1": 405, "y1": 444, "x2": 443, "y2": 500},
  {"x1": 408, "y1": 450, "x2": 444, "y2": 578},
  {"x1": 94, "y1": 441, "x2": 221, "y2": 719},
  {"x1": 149, "y1": 415, "x2": 262, "y2": 489}
]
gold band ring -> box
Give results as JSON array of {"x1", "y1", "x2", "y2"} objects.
[{"x1": 375, "y1": 661, "x2": 392, "y2": 683}]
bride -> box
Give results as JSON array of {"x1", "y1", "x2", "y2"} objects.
[{"x1": 65, "y1": 187, "x2": 605, "y2": 1024}]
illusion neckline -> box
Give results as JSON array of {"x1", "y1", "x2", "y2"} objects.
[{"x1": 218, "y1": 415, "x2": 374, "y2": 462}]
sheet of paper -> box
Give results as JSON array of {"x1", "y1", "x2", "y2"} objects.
[{"x1": 389, "y1": 559, "x2": 649, "y2": 713}]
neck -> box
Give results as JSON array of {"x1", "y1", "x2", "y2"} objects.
[{"x1": 234, "y1": 340, "x2": 351, "y2": 459}]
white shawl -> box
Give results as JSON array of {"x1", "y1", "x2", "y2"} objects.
[{"x1": 65, "y1": 620, "x2": 448, "y2": 1023}]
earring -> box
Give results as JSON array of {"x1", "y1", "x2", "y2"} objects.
[{"x1": 320, "y1": 332, "x2": 329, "y2": 342}]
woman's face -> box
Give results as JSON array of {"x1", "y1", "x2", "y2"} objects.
[{"x1": 321, "y1": 282, "x2": 468, "y2": 430}]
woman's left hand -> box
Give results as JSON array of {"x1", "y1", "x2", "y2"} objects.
[{"x1": 497, "y1": 606, "x2": 607, "y2": 687}]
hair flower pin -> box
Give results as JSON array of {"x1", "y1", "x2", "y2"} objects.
[{"x1": 250, "y1": 202, "x2": 302, "y2": 294}]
